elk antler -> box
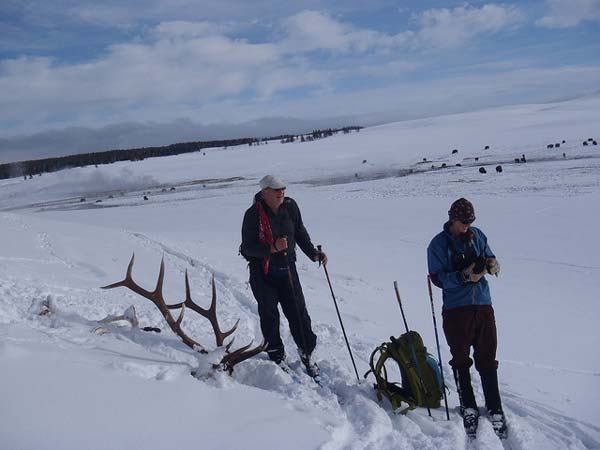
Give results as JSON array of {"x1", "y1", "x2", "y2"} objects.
[
  {"x1": 166, "y1": 273, "x2": 239, "y2": 347},
  {"x1": 102, "y1": 254, "x2": 266, "y2": 372}
]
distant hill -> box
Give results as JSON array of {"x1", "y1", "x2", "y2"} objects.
[{"x1": 0, "y1": 126, "x2": 361, "y2": 180}]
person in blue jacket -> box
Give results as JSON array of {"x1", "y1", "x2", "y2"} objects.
[{"x1": 427, "y1": 198, "x2": 506, "y2": 437}]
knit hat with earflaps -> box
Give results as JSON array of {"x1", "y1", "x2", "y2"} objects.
[{"x1": 448, "y1": 198, "x2": 476, "y2": 223}]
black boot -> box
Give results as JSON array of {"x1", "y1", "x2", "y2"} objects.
[
  {"x1": 480, "y1": 369, "x2": 507, "y2": 438},
  {"x1": 454, "y1": 369, "x2": 479, "y2": 438},
  {"x1": 480, "y1": 368, "x2": 502, "y2": 413},
  {"x1": 299, "y1": 350, "x2": 320, "y2": 379},
  {"x1": 454, "y1": 368, "x2": 478, "y2": 412}
]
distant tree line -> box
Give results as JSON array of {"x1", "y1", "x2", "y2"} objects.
[
  {"x1": 0, "y1": 126, "x2": 363, "y2": 180},
  {"x1": 280, "y1": 126, "x2": 362, "y2": 143}
]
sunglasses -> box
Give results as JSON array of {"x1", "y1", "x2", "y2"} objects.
[{"x1": 459, "y1": 218, "x2": 474, "y2": 225}]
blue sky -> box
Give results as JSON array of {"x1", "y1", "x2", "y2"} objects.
[{"x1": 1, "y1": 0, "x2": 599, "y2": 161}]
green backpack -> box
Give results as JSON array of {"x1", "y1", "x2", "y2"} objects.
[{"x1": 365, "y1": 331, "x2": 444, "y2": 414}]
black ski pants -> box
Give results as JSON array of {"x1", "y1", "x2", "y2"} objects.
[
  {"x1": 249, "y1": 262, "x2": 317, "y2": 361},
  {"x1": 442, "y1": 304, "x2": 498, "y2": 373}
]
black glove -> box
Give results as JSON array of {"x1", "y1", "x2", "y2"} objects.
[{"x1": 461, "y1": 263, "x2": 485, "y2": 283}]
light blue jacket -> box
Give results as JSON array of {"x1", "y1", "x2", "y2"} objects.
[{"x1": 427, "y1": 223, "x2": 495, "y2": 311}]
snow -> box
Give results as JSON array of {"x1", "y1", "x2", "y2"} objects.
[{"x1": 1, "y1": 95, "x2": 599, "y2": 449}]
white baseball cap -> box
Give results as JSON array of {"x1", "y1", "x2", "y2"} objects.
[{"x1": 259, "y1": 175, "x2": 286, "y2": 190}]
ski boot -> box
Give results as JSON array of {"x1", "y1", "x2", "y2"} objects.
[
  {"x1": 299, "y1": 350, "x2": 320, "y2": 380},
  {"x1": 454, "y1": 368, "x2": 479, "y2": 438},
  {"x1": 480, "y1": 369, "x2": 508, "y2": 439},
  {"x1": 490, "y1": 411, "x2": 508, "y2": 439},
  {"x1": 462, "y1": 407, "x2": 480, "y2": 439}
]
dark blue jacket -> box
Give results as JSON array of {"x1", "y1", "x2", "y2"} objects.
[{"x1": 427, "y1": 223, "x2": 495, "y2": 311}]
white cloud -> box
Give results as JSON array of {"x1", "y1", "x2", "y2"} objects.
[
  {"x1": 280, "y1": 10, "x2": 412, "y2": 54},
  {"x1": 279, "y1": 6, "x2": 524, "y2": 54},
  {"x1": 536, "y1": 0, "x2": 600, "y2": 28},
  {"x1": 415, "y1": 4, "x2": 524, "y2": 49},
  {"x1": 0, "y1": 20, "x2": 338, "y2": 135},
  {"x1": 0, "y1": 26, "x2": 285, "y2": 107},
  {"x1": 2, "y1": 4, "x2": 596, "y2": 143},
  {"x1": 0, "y1": 6, "x2": 528, "y2": 117}
]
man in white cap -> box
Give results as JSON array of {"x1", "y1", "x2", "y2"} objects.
[{"x1": 241, "y1": 175, "x2": 327, "y2": 378}]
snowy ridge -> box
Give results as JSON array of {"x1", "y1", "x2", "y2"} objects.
[{"x1": 1, "y1": 97, "x2": 600, "y2": 449}]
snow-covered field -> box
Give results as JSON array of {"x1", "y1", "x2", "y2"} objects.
[{"x1": 1, "y1": 95, "x2": 599, "y2": 450}]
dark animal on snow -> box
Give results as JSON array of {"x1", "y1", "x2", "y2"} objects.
[
  {"x1": 479, "y1": 167, "x2": 487, "y2": 174},
  {"x1": 547, "y1": 144, "x2": 554, "y2": 149},
  {"x1": 520, "y1": 154, "x2": 527, "y2": 163},
  {"x1": 484, "y1": 145, "x2": 490, "y2": 150},
  {"x1": 495, "y1": 165, "x2": 503, "y2": 173},
  {"x1": 452, "y1": 149, "x2": 458, "y2": 154}
]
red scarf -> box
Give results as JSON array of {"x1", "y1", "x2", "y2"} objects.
[{"x1": 257, "y1": 201, "x2": 274, "y2": 275}]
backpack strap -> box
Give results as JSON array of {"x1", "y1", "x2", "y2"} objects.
[{"x1": 366, "y1": 342, "x2": 417, "y2": 414}]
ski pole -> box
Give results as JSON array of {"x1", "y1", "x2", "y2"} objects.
[
  {"x1": 427, "y1": 275, "x2": 450, "y2": 420},
  {"x1": 393, "y1": 281, "x2": 432, "y2": 417},
  {"x1": 318, "y1": 245, "x2": 361, "y2": 383}
]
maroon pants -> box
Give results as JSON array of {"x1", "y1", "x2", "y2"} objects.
[{"x1": 442, "y1": 305, "x2": 498, "y2": 373}]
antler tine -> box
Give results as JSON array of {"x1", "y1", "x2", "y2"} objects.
[
  {"x1": 176, "y1": 303, "x2": 186, "y2": 326},
  {"x1": 217, "y1": 340, "x2": 268, "y2": 375},
  {"x1": 181, "y1": 273, "x2": 239, "y2": 347},
  {"x1": 101, "y1": 254, "x2": 142, "y2": 291},
  {"x1": 102, "y1": 254, "x2": 208, "y2": 354},
  {"x1": 155, "y1": 257, "x2": 166, "y2": 300}
]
